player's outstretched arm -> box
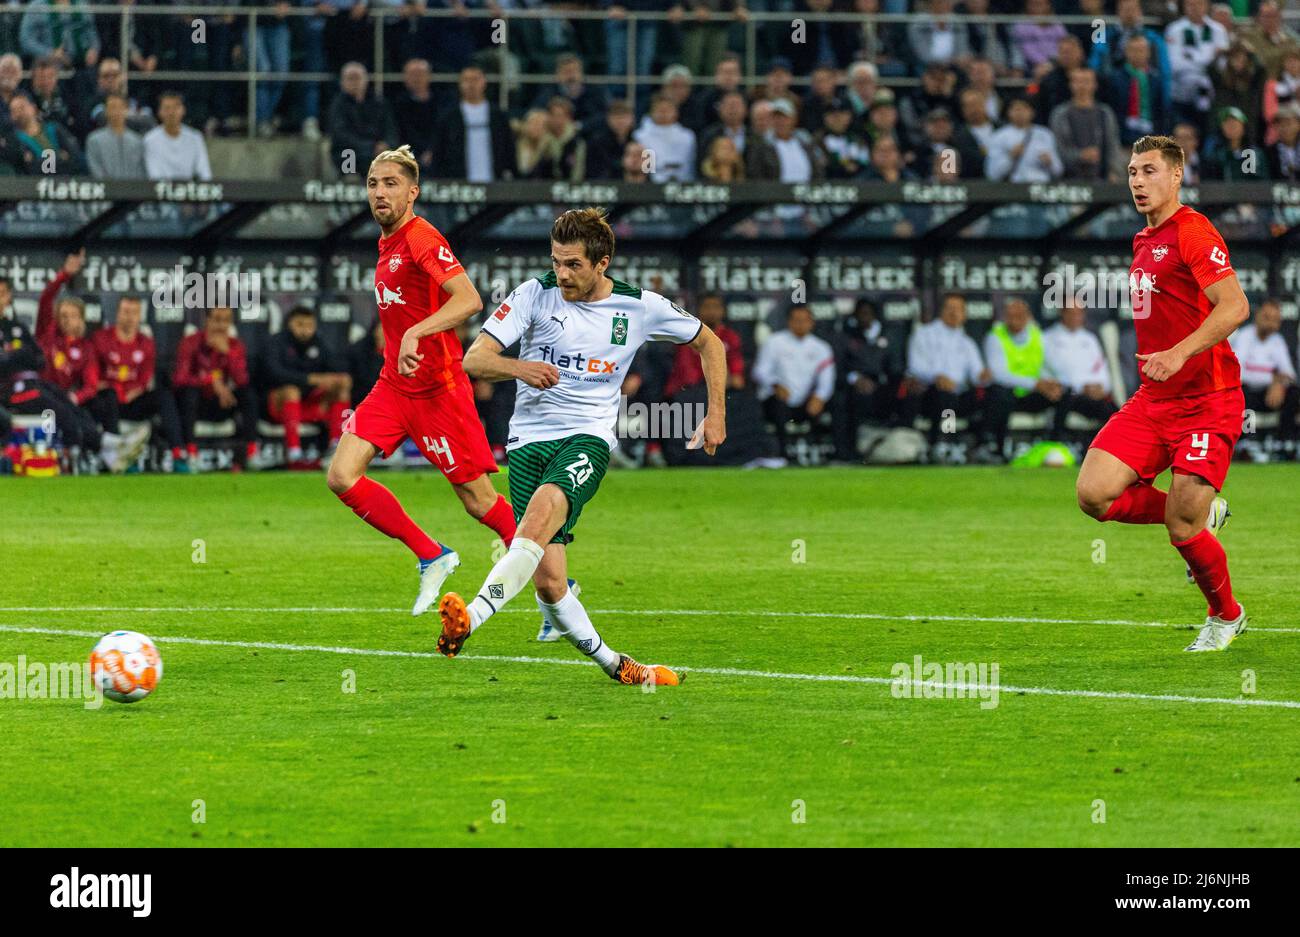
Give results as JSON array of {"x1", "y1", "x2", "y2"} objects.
[
  {"x1": 689, "y1": 323, "x2": 728, "y2": 456},
  {"x1": 1136, "y1": 275, "x2": 1250, "y2": 382},
  {"x1": 463, "y1": 331, "x2": 559, "y2": 389},
  {"x1": 397, "y1": 272, "x2": 483, "y2": 376}
]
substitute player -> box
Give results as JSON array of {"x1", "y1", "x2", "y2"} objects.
[
  {"x1": 1076, "y1": 135, "x2": 1250, "y2": 652},
  {"x1": 436, "y1": 207, "x2": 728, "y2": 685},
  {"x1": 326, "y1": 145, "x2": 517, "y2": 615}
]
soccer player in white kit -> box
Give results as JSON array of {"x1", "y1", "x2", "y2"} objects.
[{"x1": 436, "y1": 208, "x2": 729, "y2": 685}]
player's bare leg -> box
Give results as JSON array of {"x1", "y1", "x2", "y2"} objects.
[
  {"x1": 1076, "y1": 447, "x2": 1159, "y2": 522},
  {"x1": 450, "y1": 472, "x2": 518, "y2": 546},
  {"x1": 328, "y1": 431, "x2": 458, "y2": 615},
  {"x1": 1167, "y1": 471, "x2": 1246, "y2": 651},
  {"x1": 532, "y1": 544, "x2": 677, "y2": 685}
]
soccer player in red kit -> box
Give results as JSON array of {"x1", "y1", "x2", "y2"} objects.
[
  {"x1": 325, "y1": 145, "x2": 516, "y2": 616},
  {"x1": 1076, "y1": 135, "x2": 1250, "y2": 652}
]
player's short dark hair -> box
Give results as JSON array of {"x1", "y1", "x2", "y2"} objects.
[
  {"x1": 550, "y1": 207, "x2": 615, "y2": 265},
  {"x1": 117, "y1": 294, "x2": 143, "y2": 308},
  {"x1": 788, "y1": 304, "x2": 813, "y2": 318},
  {"x1": 698, "y1": 291, "x2": 725, "y2": 306},
  {"x1": 159, "y1": 90, "x2": 185, "y2": 106},
  {"x1": 940, "y1": 291, "x2": 966, "y2": 308},
  {"x1": 287, "y1": 304, "x2": 316, "y2": 321},
  {"x1": 1132, "y1": 134, "x2": 1184, "y2": 170}
]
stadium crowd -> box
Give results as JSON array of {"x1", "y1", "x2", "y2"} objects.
[
  {"x1": 0, "y1": 1, "x2": 1294, "y2": 182},
  {"x1": 1, "y1": 247, "x2": 1296, "y2": 472}
]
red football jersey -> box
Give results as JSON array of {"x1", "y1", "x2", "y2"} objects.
[
  {"x1": 93, "y1": 328, "x2": 155, "y2": 403},
  {"x1": 172, "y1": 332, "x2": 250, "y2": 391},
  {"x1": 1129, "y1": 205, "x2": 1241, "y2": 398},
  {"x1": 373, "y1": 215, "x2": 466, "y2": 398},
  {"x1": 42, "y1": 334, "x2": 98, "y2": 404}
]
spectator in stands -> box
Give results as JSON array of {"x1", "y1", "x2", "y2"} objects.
[
  {"x1": 981, "y1": 298, "x2": 1061, "y2": 458},
  {"x1": 173, "y1": 306, "x2": 259, "y2": 472},
  {"x1": 1203, "y1": 105, "x2": 1270, "y2": 180},
  {"x1": 542, "y1": 96, "x2": 587, "y2": 182},
  {"x1": 586, "y1": 99, "x2": 637, "y2": 180},
  {"x1": 1009, "y1": 0, "x2": 1067, "y2": 78},
  {"x1": 800, "y1": 64, "x2": 841, "y2": 135},
  {"x1": 86, "y1": 92, "x2": 146, "y2": 180},
  {"x1": 917, "y1": 106, "x2": 984, "y2": 179},
  {"x1": 0, "y1": 53, "x2": 21, "y2": 128},
  {"x1": 698, "y1": 52, "x2": 744, "y2": 123},
  {"x1": 850, "y1": 0, "x2": 909, "y2": 78},
  {"x1": 1231, "y1": 298, "x2": 1298, "y2": 456},
  {"x1": 700, "y1": 91, "x2": 779, "y2": 179},
  {"x1": 1033, "y1": 35, "x2": 1087, "y2": 119},
  {"x1": 514, "y1": 108, "x2": 551, "y2": 179},
  {"x1": 19, "y1": 0, "x2": 99, "y2": 69},
  {"x1": 1165, "y1": 0, "x2": 1230, "y2": 130},
  {"x1": 899, "y1": 64, "x2": 960, "y2": 155},
  {"x1": 92, "y1": 294, "x2": 187, "y2": 471},
  {"x1": 833, "y1": 298, "x2": 900, "y2": 461},
  {"x1": 84, "y1": 57, "x2": 155, "y2": 135},
  {"x1": 434, "y1": 65, "x2": 516, "y2": 182},
  {"x1": 1104, "y1": 34, "x2": 1171, "y2": 146},
  {"x1": 767, "y1": 98, "x2": 825, "y2": 182},
  {"x1": 1090, "y1": 0, "x2": 1172, "y2": 99},
  {"x1": 328, "y1": 63, "x2": 398, "y2": 176},
  {"x1": 1212, "y1": 41, "x2": 1268, "y2": 145},
  {"x1": 604, "y1": 0, "x2": 664, "y2": 91},
  {"x1": 28, "y1": 55, "x2": 79, "y2": 141},
  {"x1": 665, "y1": 292, "x2": 744, "y2": 399},
  {"x1": 753, "y1": 304, "x2": 835, "y2": 451},
  {"x1": 386, "y1": 0, "x2": 439, "y2": 72},
  {"x1": 746, "y1": 99, "x2": 784, "y2": 179},
  {"x1": 321, "y1": 0, "x2": 374, "y2": 74},
  {"x1": 5, "y1": 91, "x2": 85, "y2": 175},
  {"x1": 348, "y1": 318, "x2": 384, "y2": 404},
  {"x1": 531, "y1": 54, "x2": 606, "y2": 132},
  {"x1": 907, "y1": 0, "x2": 972, "y2": 71},
  {"x1": 961, "y1": 57, "x2": 1004, "y2": 124},
  {"x1": 899, "y1": 294, "x2": 992, "y2": 454},
  {"x1": 700, "y1": 134, "x2": 746, "y2": 180},
  {"x1": 142, "y1": 92, "x2": 212, "y2": 181},
  {"x1": 1264, "y1": 49, "x2": 1300, "y2": 142},
  {"x1": 985, "y1": 96, "x2": 1063, "y2": 182},
  {"x1": 662, "y1": 65, "x2": 709, "y2": 135},
  {"x1": 251, "y1": 0, "x2": 293, "y2": 138},
  {"x1": 845, "y1": 61, "x2": 879, "y2": 125},
  {"x1": 297, "y1": 1, "x2": 327, "y2": 141},
  {"x1": 861, "y1": 88, "x2": 902, "y2": 151},
  {"x1": 260, "y1": 305, "x2": 351, "y2": 469},
  {"x1": 634, "y1": 93, "x2": 697, "y2": 181},
  {"x1": 957, "y1": 87, "x2": 997, "y2": 158},
  {"x1": 1051, "y1": 68, "x2": 1123, "y2": 181},
  {"x1": 1267, "y1": 102, "x2": 1300, "y2": 179},
  {"x1": 680, "y1": 1, "x2": 746, "y2": 79},
  {"x1": 621, "y1": 139, "x2": 650, "y2": 183},
  {"x1": 816, "y1": 96, "x2": 871, "y2": 179},
  {"x1": 749, "y1": 57, "x2": 800, "y2": 113},
  {"x1": 960, "y1": 0, "x2": 1013, "y2": 75},
  {"x1": 783, "y1": 0, "x2": 857, "y2": 73},
  {"x1": 1042, "y1": 298, "x2": 1116, "y2": 440},
  {"x1": 1173, "y1": 120, "x2": 1203, "y2": 183},
  {"x1": 1240, "y1": 1, "x2": 1300, "y2": 80},
  {"x1": 392, "y1": 59, "x2": 438, "y2": 176},
  {"x1": 863, "y1": 133, "x2": 915, "y2": 181}
]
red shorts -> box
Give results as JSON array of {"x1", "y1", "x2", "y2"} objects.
[
  {"x1": 344, "y1": 377, "x2": 498, "y2": 484},
  {"x1": 268, "y1": 386, "x2": 329, "y2": 422},
  {"x1": 1090, "y1": 385, "x2": 1244, "y2": 491}
]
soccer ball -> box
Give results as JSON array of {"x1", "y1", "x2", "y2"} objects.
[{"x1": 90, "y1": 631, "x2": 163, "y2": 704}]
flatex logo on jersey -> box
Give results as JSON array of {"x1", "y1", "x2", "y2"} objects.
[
  {"x1": 538, "y1": 344, "x2": 619, "y2": 380},
  {"x1": 49, "y1": 868, "x2": 151, "y2": 917}
]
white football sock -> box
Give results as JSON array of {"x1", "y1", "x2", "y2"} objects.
[
  {"x1": 540, "y1": 587, "x2": 620, "y2": 675},
  {"x1": 467, "y1": 538, "x2": 545, "y2": 632}
]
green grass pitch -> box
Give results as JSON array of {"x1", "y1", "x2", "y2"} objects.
[{"x1": 2, "y1": 464, "x2": 1297, "y2": 847}]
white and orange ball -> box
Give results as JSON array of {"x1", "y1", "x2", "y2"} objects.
[{"x1": 90, "y1": 631, "x2": 163, "y2": 704}]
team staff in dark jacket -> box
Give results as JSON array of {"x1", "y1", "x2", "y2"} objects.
[
  {"x1": 833, "y1": 299, "x2": 903, "y2": 461},
  {"x1": 432, "y1": 65, "x2": 516, "y2": 181},
  {"x1": 260, "y1": 305, "x2": 351, "y2": 468}
]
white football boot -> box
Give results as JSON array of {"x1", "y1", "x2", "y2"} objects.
[
  {"x1": 1184, "y1": 605, "x2": 1247, "y2": 652},
  {"x1": 1186, "y1": 496, "x2": 1230, "y2": 585},
  {"x1": 536, "y1": 579, "x2": 580, "y2": 642},
  {"x1": 413, "y1": 546, "x2": 460, "y2": 616}
]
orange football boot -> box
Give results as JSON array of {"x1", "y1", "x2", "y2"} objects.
[
  {"x1": 437, "y1": 593, "x2": 472, "y2": 657},
  {"x1": 612, "y1": 654, "x2": 681, "y2": 687}
]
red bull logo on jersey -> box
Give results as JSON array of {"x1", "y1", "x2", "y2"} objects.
[
  {"x1": 538, "y1": 344, "x2": 619, "y2": 377},
  {"x1": 375, "y1": 281, "x2": 406, "y2": 310}
]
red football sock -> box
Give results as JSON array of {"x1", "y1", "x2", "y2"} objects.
[
  {"x1": 245, "y1": 441, "x2": 258, "y2": 459},
  {"x1": 1172, "y1": 528, "x2": 1241, "y2": 620},
  {"x1": 326, "y1": 401, "x2": 346, "y2": 444},
  {"x1": 187, "y1": 443, "x2": 198, "y2": 458},
  {"x1": 479, "y1": 494, "x2": 517, "y2": 543},
  {"x1": 338, "y1": 476, "x2": 440, "y2": 560},
  {"x1": 281, "y1": 399, "x2": 302, "y2": 450},
  {"x1": 1100, "y1": 483, "x2": 1167, "y2": 524}
]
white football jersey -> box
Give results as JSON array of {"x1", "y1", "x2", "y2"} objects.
[{"x1": 481, "y1": 272, "x2": 702, "y2": 450}]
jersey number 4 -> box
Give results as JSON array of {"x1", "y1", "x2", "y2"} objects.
[
  {"x1": 423, "y1": 435, "x2": 456, "y2": 468},
  {"x1": 1185, "y1": 433, "x2": 1210, "y2": 462}
]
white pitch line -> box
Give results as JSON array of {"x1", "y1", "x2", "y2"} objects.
[
  {"x1": 1, "y1": 605, "x2": 1298, "y2": 634},
  {"x1": 1, "y1": 623, "x2": 1297, "y2": 711}
]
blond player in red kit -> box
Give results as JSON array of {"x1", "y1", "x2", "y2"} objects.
[
  {"x1": 326, "y1": 145, "x2": 517, "y2": 615},
  {"x1": 1076, "y1": 135, "x2": 1250, "y2": 652}
]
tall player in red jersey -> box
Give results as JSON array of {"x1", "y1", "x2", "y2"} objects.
[
  {"x1": 326, "y1": 145, "x2": 517, "y2": 615},
  {"x1": 1076, "y1": 135, "x2": 1250, "y2": 652}
]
